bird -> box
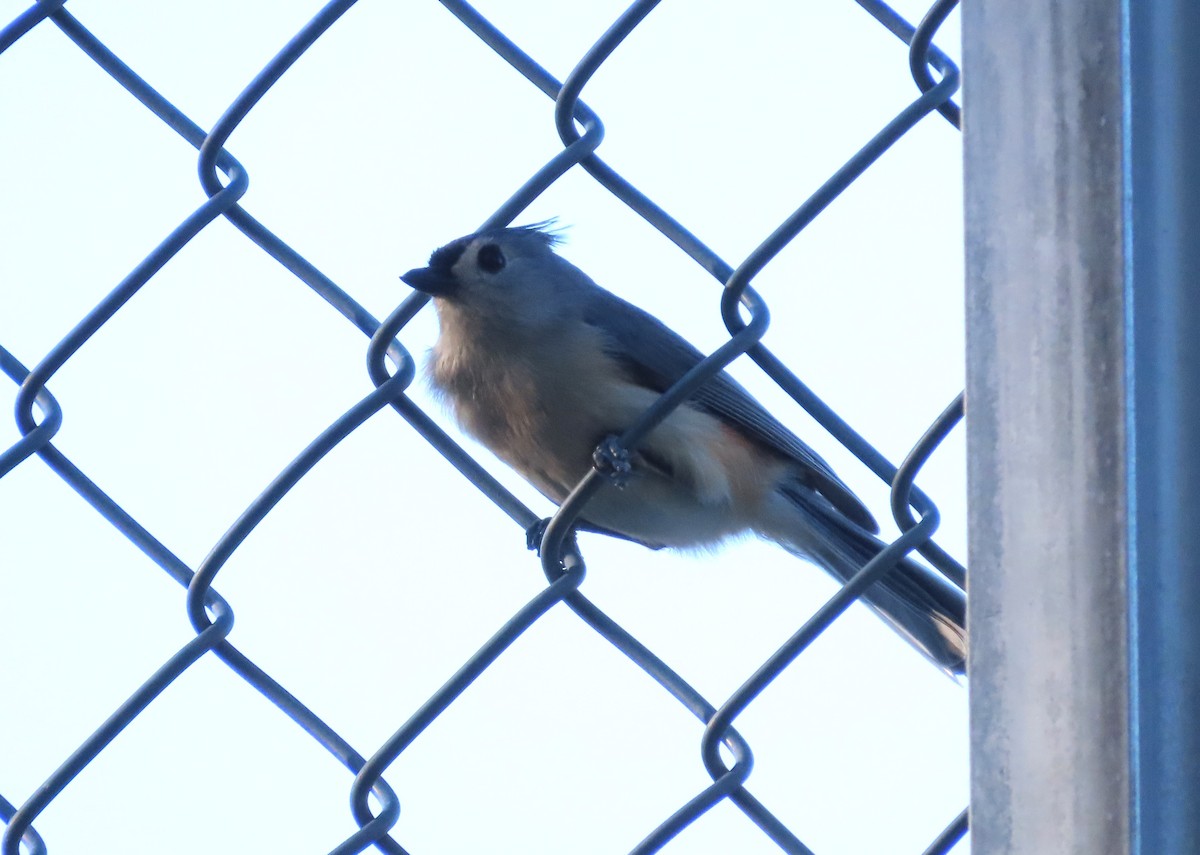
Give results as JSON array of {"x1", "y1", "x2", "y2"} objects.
[{"x1": 400, "y1": 223, "x2": 966, "y2": 675}]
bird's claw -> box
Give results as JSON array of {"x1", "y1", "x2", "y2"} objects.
[
  {"x1": 525, "y1": 518, "x2": 550, "y2": 556},
  {"x1": 592, "y1": 434, "x2": 633, "y2": 488},
  {"x1": 525, "y1": 517, "x2": 580, "y2": 562}
]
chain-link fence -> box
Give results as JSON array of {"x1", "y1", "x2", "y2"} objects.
[{"x1": 1, "y1": 1, "x2": 967, "y2": 853}]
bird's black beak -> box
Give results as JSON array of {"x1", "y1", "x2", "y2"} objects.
[{"x1": 401, "y1": 266, "x2": 457, "y2": 298}]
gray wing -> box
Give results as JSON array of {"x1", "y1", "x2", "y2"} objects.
[{"x1": 580, "y1": 287, "x2": 878, "y2": 533}]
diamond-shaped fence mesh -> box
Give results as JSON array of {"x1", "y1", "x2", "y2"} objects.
[{"x1": 1, "y1": 1, "x2": 968, "y2": 853}]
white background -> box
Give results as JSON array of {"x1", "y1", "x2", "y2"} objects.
[{"x1": 0, "y1": 2, "x2": 968, "y2": 853}]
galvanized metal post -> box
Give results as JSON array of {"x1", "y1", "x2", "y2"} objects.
[
  {"x1": 964, "y1": 1, "x2": 1200, "y2": 852},
  {"x1": 1125, "y1": 3, "x2": 1200, "y2": 852}
]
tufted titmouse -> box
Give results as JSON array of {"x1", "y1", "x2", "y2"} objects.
[{"x1": 401, "y1": 224, "x2": 966, "y2": 674}]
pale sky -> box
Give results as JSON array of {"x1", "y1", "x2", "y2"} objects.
[{"x1": 1, "y1": 2, "x2": 967, "y2": 853}]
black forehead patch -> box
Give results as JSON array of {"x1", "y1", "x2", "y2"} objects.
[
  {"x1": 425, "y1": 221, "x2": 563, "y2": 273},
  {"x1": 428, "y1": 239, "x2": 467, "y2": 272}
]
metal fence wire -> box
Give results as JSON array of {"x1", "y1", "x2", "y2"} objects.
[{"x1": 0, "y1": 1, "x2": 967, "y2": 853}]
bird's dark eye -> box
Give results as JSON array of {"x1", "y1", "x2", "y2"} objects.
[{"x1": 477, "y1": 243, "x2": 506, "y2": 274}]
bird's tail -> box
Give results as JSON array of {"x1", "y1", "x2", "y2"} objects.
[{"x1": 765, "y1": 490, "x2": 967, "y2": 677}]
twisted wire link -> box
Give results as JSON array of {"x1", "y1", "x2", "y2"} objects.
[{"x1": 1, "y1": 0, "x2": 967, "y2": 852}]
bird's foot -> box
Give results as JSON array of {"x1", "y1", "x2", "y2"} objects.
[
  {"x1": 525, "y1": 517, "x2": 580, "y2": 561},
  {"x1": 525, "y1": 518, "x2": 550, "y2": 556},
  {"x1": 592, "y1": 434, "x2": 632, "y2": 488}
]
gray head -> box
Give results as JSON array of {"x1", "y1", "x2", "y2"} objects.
[{"x1": 401, "y1": 224, "x2": 589, "y2": 328}]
